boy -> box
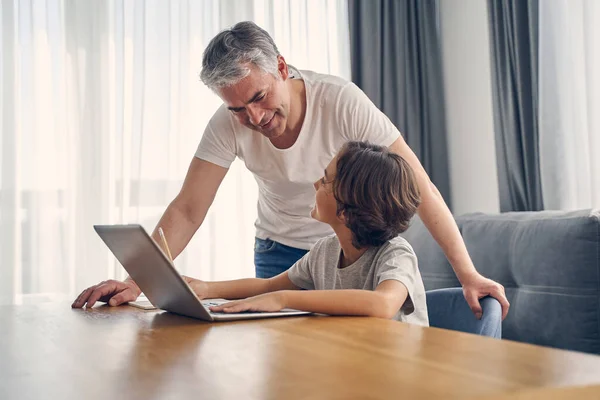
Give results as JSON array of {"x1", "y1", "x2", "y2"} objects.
[{"x1": 184, "y1": 141, "x2": 428, "y2": 325}]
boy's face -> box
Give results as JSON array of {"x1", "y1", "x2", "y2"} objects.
[
  {"x1": 311, "y1": 157, "x2": 341, "y2": 225},
  {"x1": 217, "y1": 57, "x2": 291, "y2": 140}
]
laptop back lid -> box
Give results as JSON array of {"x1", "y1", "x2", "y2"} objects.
[{"x1": 93, "y1": 224, "x2": 213, "y2": 321}]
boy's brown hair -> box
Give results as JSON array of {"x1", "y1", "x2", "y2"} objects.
[{"x1": 333, "y1": 141, "x2": 421, "y2": 248}]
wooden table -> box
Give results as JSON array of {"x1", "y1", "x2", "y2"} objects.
[
  {"x1": 1, "y1": 303, "x2": 600, "y2": 399},
  {"x1": 485, "y1": 385, "x2": 600, "y2": 400}
]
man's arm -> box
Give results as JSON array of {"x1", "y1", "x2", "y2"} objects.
[
  {"x1": 388, "y1": 137, "x2": 477, "y2": 279},
  {"x1": 72, "y1": 157, "x2": 228, "y2": 308},
  {"x1": 388, "y1": 136, "x2": 510, "y2": 319},
  {"x1": 150, "y1": 157, "x2": 229, "y2": 259},
  {"x1": 209, "y1": 280, "x2": 408, "y2": 319}
]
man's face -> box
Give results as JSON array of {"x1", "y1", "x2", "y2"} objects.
[{"x1": 217, "y1": 58, "x2": 290, "y2": 140}]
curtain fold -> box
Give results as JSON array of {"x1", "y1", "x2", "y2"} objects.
[
  {"x1": 487, "y1": 0, "x2": 543, "y2": 212},
  {"x1": 538, "y1": 0, "x2": 600, "y2": 210},
  {"x1": 0, "y1": 0, "x2": 20, "y2": 305},
  {"x1": 0, "y1": 0, "x2": 351, "y2": 305},
  {"x1": 348, "y1": 0, "x2": 451, "y2": 209}
]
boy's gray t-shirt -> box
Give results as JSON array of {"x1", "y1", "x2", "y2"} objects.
[{"x1": 287, "y1": 235, "x2": 429, "y2": 326}]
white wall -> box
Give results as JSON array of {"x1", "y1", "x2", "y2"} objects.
[{"x1": 440, "y1": 0, "x2": 500, "y2": 216}]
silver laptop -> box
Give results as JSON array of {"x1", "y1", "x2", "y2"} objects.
[{"x1": 93, "y1": 224, "x2": 311, "y2": 321}]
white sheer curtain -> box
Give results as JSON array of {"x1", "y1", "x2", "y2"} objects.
[
  {"x1": 0, "y1": 0, "x2": 351, "y2": 305},
  {"x1": 539, "y1": 0, "x2": 600, "y2": 210}
]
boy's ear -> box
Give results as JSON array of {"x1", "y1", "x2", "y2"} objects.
[{"x1": 337, "y1": 210, "x2": 347, "y2": 224}]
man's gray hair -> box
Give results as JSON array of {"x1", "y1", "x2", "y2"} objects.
[{"x1": 201, "y1": 21, "x2": 281, "y2": 90}]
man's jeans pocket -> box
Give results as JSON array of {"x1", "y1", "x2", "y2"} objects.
[
  {"x1": 254, "y1": 237, "x2": 308, "y2": 279},
  {"x1": 254, "y1": 238, "x2": 278, "y2": 254}
]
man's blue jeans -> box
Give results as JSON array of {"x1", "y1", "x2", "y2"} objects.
[{"x1": 254, "y1": 238, "x2": 309, "y2": 279}]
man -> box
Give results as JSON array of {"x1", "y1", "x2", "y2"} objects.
[{"x1": 72, "y1": 21, "x2": 509, "y2": 320}]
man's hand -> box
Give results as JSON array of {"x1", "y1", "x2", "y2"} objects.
[
  {"x1": 208, "y1": 292, "x2": 286, "y2": 314},
  {"x1": 461, "y1": 274, "x2": 510, "y2": 320},
  {"x1": 71, "y1": 279, "x2": 142, "y2": 308},
  {"x1": 182, "y1": 276, "x2": 209, "y2": 300}
]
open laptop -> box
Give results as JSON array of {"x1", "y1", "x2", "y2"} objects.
[{"x1": 93, "y1": 224, "x2": 311, "y2": 321}]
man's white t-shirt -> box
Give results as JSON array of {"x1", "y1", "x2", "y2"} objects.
[{"x1": 195, "y1": 67, "x2": 401, "y2": 250}]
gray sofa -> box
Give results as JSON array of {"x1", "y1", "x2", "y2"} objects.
[{"x1": 403, "y1": 209, "x2": 600, "y2": 354}]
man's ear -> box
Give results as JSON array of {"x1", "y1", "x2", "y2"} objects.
[{"x1": 277, "y1": 55, "x2": 289, "y2": 80}]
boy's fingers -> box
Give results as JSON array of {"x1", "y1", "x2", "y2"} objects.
[
  {"x1": 209, "y1": 304, "x2": 229, "y2": 312},
  {"x1": 210, "y1": 301, "x2": 242, "y2": 313},
  {"x1": 224, "y1": 302, "x2": 252, "y2": 313}
]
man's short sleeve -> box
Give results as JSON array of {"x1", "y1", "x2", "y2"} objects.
[
  {"x1": 287, "y1": 251, "x2": 315, "y2": 290},
  {"x1": 337, "y1": 82, "x2": 401, "y2": 147},
  {"x1": 195, "y1": 105, "x2": 237, "y2": 168},
  {"x1": 375, "y1": 243, "x2": 420, "y2": 315}
]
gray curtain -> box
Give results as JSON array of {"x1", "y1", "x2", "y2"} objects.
[
  {"x1": 348, "y1": 0, "x2": 451, "y2": 208},
  {"x1": 488, "y1": 0, "x2": 543, "y2": 211}
]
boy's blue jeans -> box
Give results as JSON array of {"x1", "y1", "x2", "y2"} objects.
[{"x1": 254, "y1": 238, "x2": 309, "y2": 279}]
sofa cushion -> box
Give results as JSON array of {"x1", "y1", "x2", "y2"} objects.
[{"x1": 403, "y1": 209, "x2": 600, "y2": 354}]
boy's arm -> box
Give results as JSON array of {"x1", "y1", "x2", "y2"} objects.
[
  {"x1": 183, "y1": 271, "x2": 300, "y2": 300},
  {"x1": 209, "y1": 280, "x2": 408, "y2": 319}
]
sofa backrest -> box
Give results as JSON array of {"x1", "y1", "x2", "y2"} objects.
[{"x1": 403, "y1": 209, "x2": 600, "y2": 354}]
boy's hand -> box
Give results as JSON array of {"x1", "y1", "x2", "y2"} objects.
[
  {"x1": 209, "y1": 292, "x2": 286, "y2": 313},
  {"x1": 182, "y1": 275, "x2": 209, "y2": 300}
]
